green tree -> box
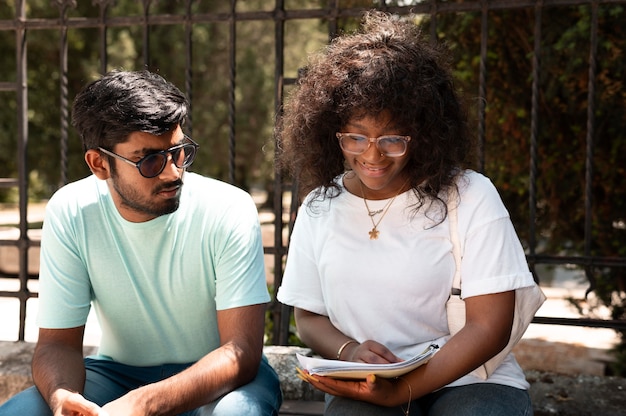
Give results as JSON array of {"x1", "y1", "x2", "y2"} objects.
[
  {"x1": 431, "y1": 4, "x2": 626, "y2": 374},
  {"x1": 0, "y1": 0, "x2": 290, "y2": 199}
]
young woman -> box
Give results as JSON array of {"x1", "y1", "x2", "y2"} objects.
[{"x1": 277, "y1": 11, "x2": 536, "y2": 416}]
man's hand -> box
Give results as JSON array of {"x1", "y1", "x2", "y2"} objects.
[
  {"x1": 101, "y1": 393, "x2": 142, "y2": 416},
  {"x1": 51, "y1": 388, "x2": 109, "y2": 416},
  {"x1": 100, "y1": 388, "x2": 152, "y2": 416}
]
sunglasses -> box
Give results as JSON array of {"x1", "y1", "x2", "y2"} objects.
[{"x1": 98, "y1": 135, "x2": 199, "y2": 178}]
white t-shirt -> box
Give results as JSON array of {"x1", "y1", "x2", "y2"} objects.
[
  {"x1": 38, "y1": 172, "x2": 269, "y2": 366},
  {"x1": 278, "y1": 170, "x2": 533, "y2": 389}
]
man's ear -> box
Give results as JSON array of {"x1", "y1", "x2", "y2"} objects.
[{"x1": 85, "y1": 149, "x2": 111, "y2": 180}]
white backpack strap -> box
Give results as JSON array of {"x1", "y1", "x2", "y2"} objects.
[{"x1": 448, "y1": 189, "x2": 462, "y2": 297}]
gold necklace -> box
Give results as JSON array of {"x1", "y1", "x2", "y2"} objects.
[{"x1": 359, "y1": 179, "x2": 409, "y2": 240}]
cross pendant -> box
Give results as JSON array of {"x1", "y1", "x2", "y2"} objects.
[{"x1": 369, "y1": 227, "x2": 379, "y2": 240}]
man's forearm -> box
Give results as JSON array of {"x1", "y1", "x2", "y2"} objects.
[
  {"x1": 32, "y1": 343, "x2": 87, "y2": 410},
  {"x1": 119, "y1": 341, "x2": 261, "y2": 415},
  {"x1": 117, "y1": 304, "x2": 268, "y2": 415}
]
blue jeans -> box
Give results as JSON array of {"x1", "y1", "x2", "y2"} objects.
[
  {"x1": 325, "y1": 383, "x2": 532, "y2": 416},
  {"x1": 0, "y1": 356, "x2": 282, "y2": 416}
]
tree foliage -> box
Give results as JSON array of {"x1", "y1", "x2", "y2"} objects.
[
  {"x1": 0, "y1": 0, "x2": 325, "y2": 199},
  {"x1": 431, "y1": 4, "x2": 626, "y2": 374}
]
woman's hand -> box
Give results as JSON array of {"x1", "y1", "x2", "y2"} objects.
[
  {"x1": 343, "y1": 340, "x2": 403, "y2": 364},
  {"x1": 297, "y1": 370, "x2": 405, "y2": 407},
  {"x1": 293, "y1": 308, "x2": 403, "y2": 365}
]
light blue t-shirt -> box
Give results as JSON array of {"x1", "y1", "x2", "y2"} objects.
[{"x1": 37, "y1": 172, "x2": 270, "y2": 366}]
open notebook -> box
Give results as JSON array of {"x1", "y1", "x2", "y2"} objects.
[{"x1": 297, "y1": 343, "x2": 439, "y2": 379}]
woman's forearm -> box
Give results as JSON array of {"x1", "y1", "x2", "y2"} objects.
[{"x1": 294, "y1": 308, "x2": 357, "y2": 360}]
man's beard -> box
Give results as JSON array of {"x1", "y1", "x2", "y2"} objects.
[{"x1": 110, "y1": 167, "x2": 183, "y2": 218}]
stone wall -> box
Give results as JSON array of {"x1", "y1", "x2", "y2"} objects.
[{"x1": 2, "y1": 342, "x2": 626, "y2": 415}]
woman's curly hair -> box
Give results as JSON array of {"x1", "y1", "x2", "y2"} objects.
[{"x1": 277, "y1": 11, "x2": 474, "y2": 217}]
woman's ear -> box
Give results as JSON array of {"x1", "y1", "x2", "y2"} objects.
[{"x1": 85, "y1": 149, "x2": 111, "y2": 180}]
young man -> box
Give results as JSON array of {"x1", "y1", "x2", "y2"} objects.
[{"x1": 0, "y1": 70, "x2": 282, "y2": 415}]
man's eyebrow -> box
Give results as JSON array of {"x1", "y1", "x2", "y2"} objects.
[
  {"x1": 127, "y1": 147, "x2": 158, "y2": 157},
  {"x1": 131, "y1": 139, "x2": 186, "y2": 156}
]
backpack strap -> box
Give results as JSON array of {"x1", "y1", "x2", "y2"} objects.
[{"x1": 448, "y1": 189, "x2": 462, "y2": 297}]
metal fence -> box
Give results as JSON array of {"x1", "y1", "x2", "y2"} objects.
[{"x1": 1, "y1": 0, "x2": 625, "y2": 345}]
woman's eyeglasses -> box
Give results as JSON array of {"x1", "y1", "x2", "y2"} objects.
[
  {"x1": 98, "y1": 135, "x2": 199, "y2": 178},
  {"x1": 336, "y1": 133, "x2": 411, "y2": 157}
]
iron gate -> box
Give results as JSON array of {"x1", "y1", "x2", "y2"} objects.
[{"x1": 1, "y1": 0, "x2": 625, "y2": 346}]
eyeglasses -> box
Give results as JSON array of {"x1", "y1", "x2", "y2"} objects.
[
  {"x1": 336, "y1": 133, "x2": 411, "y2": 157},
  {"x1": 98, "y1": 135, "x2": 199, "y2": 178}
]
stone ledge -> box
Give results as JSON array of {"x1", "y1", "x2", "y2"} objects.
[
  {"x1": 0, "y1": 343, "x2": 322, "y2": 404},
  {"x1": 264, "y1": 346, "x2": 325, "y2": 402},
  {"x1": 2, "y1": 342, "x2": 626, "y2": 415},
  {"x1": 0, "y1": 341, "x2": 97, "y2": 405}
]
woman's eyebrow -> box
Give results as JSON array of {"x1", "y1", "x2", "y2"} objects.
[{"x1": 344, "y1": 122, "x2": 403, "y2": 133}]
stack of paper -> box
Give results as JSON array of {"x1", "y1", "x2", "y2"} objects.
[{"x1": 297, "y1": 343, "x2": 439, "y2": 379}]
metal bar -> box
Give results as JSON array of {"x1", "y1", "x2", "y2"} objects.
[
  {"x1": 477, "y1": 0, "x2": 488, "y2": 172},
  {"x1": 96, "y1": 0, "x2": 112, "y2": 76},
  {"x1": 528, "y1": 1, "x2": 543, "y2": 283},
  {"x1": 328, "y1": 0, "x2": 339, "y2": 41},
  {"x1": 0, "y1": 291, "x2": 38, "y2": 298},
  {"x1": 2, "y1": 1, "x2": 624, "y2": 32},
  {"x1": 57, "y1": 1, "x2": 74, "y2": 187},
  {"x1": 272, "y1": 0, "x2": 288, "y2": 346},
  {"x1": 184, "y1": 0, "x2": 193, "y2": 134},
  {"x1": 527, "y1": 254, "x2": 626, "y2": 268},
  {"x1": 142, "y1": 0, "x2": 152, "y2": 68},
  {"x1": 583, "y1": 1, "x2": 599, "y2": 296},
  {"x1": 429, "y1": 0, "x2": 438, "y2": 43},
  {"x1": 0, "y1": 240, "x2": 40, "y2": 248},
  {"x1": 0, "y1": 178, "x2": 19, "y2": 187},
  {"x1": 0, "y1": 82, "x2": 17, "y2": 91},
  {"x1": 228, "y1": 0, "x2": 237, "y2": 185},
  {"x1": 15, "y1": 0, "x2": 30, "y2": 342},
  {"x1": 533, "y1": 316, "x2": 626, "y2": 331}
]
